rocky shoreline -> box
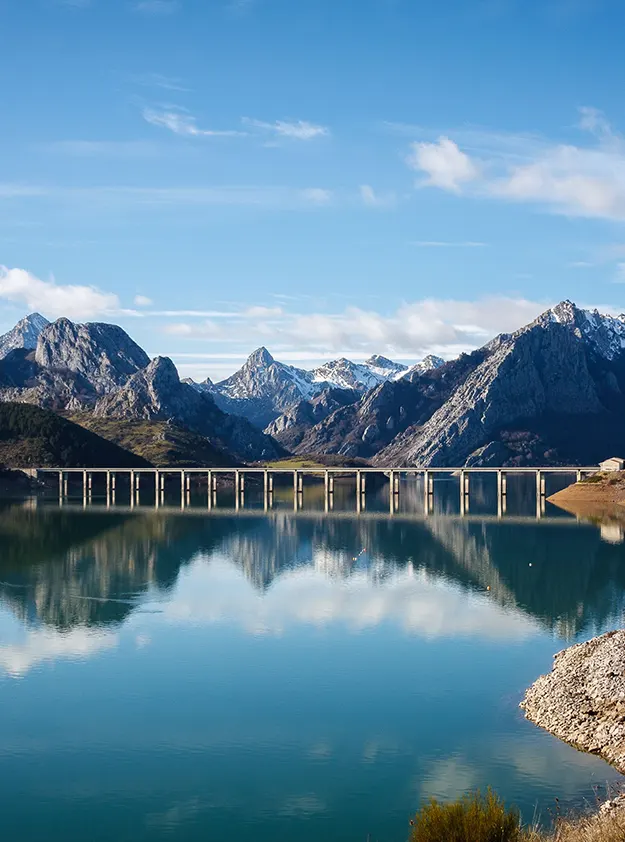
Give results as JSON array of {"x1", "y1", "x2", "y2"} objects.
[
  {"x1": 521, "y1": 630, "x2": 625, "y2": 775},
  {"x1": 548, "y1": 472, "x2": 625, "y2": 515}
]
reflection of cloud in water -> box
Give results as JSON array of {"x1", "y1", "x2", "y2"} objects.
[
  {"x1": 493, "y1": 735, "x2": 624, "y2": 799},
  {"x1": 158, "y1": 554, "x2": 540, "y2": 640},
  {"x1": 418, "y1": 736, "x2": 623, "y2": 808},
  {"x1": 419, "y1": 757, "x2": 480, "y2": 802},
  {"x1": 0, "y1": 626, "x2": 118, "y2": 677}
]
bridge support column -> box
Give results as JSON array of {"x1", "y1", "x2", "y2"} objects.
[
  {"x1": 536, "y1": 470, "x2": 545, "y2": 497},
  {"x1": 577, "y1": 470, "x2": 582, "y2": 483}
]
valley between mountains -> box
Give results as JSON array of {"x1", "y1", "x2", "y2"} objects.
[{"x1": 2, "y1": 299, "x2": 625, "y2": 468}]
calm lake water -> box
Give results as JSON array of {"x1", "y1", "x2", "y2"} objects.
[{"x1": 1, "y1": 476, "x2": 624, "y2": 842}]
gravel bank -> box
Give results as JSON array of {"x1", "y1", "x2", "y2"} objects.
[{"x1": 521, "y1": 630, "x2": 625, "y2": 774}]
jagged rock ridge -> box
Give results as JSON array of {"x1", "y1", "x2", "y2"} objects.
[{"x1": 209, "y1": 347, "x2": 434, "y2": 428}]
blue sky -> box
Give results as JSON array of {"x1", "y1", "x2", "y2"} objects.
[{"x1": 2, "y1": 0, "x2": 625, "y2": 380}]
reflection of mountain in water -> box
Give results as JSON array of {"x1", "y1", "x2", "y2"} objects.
[
  {"x1": 0, "y1": 506, "x2": 252, "y2": 628},
  {"x1": 1, "y1": 505, "x2": 625, "y2": 638}
]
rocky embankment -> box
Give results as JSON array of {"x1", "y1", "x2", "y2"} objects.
[
  {"x1": 548, "y1": 472, "x2": 625, "y2": 515},
  {"x1": 521, "y1": 630, "x2": 625, "y2": 774}
]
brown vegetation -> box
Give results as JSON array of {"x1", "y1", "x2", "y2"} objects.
[
  {"x1": 408, "y1": 791, "x2": 625, "y2": 842},
  {"x1": 67, "y1": 413, "x2": 237, "y2": 467}
]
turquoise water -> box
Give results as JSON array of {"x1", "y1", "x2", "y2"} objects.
[{"x1": 1, "y1": 476, "x2": 624, "y2": 842}]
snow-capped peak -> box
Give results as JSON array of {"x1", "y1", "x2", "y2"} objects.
[
  {"x1": 398, "y1": 355, "x2": 446, "y2": 380},
  {"x1": 543, "y1": 301, "x2": 625, "y2": 361}
]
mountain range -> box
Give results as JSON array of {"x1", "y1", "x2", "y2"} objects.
[
  {"x1": 2, "y1": 300, "x2": 625, "y2": 466},
  {"x1": 186, "y1": 348, "x2": 443, "y2": 428}
]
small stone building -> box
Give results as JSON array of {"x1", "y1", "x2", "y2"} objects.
[{"x1": 599, "y1": 457, "x2": 625, "y2": 472}]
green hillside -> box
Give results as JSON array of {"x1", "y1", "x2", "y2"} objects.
[
  {"x1": 67, "y1": 414, "x2": 239, "y2": 467},
  {"x1": 0, "y1": 403, "x2": 149, "y2": 468}
]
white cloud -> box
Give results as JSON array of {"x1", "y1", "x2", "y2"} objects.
[
  {"x1": 407, "y1": 109, "x2": 625, "y2": 221},
  {"x1": 407, "y1": 136, "x2": 480, "y2": 192},
  {"x1": 135, "y1": 0, "x2": 179, "y2": 14},
  {"x1": 0, "y1": 627, "x2": 117, "y2": 678},
  {"x1": 158, "y1": 295, "x2": 551, "y2": 359},
  {"x1": 0, "y1": 266, "x2": 120, "y2": 319},
  {"x1": 142, "y1": 108, "x2": 244, "y2": 138},
  {"x1": 134, "y1": 294, "x2": 153, "y2": 307},
  {"x1": 615, "y1": 263, "x2": 625, "y2": 284},
  {"x1": 244, "y1": 118, "x2": 329, "y2": 140}
]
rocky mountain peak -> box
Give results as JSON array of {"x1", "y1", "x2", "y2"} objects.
[
  {"x1": 420, "y1": 355, "x2": 445, "y2": 370},
  {"x1": 549, "y1": 299, "x2": 578, "y2": 325},
  {"x1": 34, "y1": 318, "x2": 150, "y2": 394},
  {"x1": 0, "y1": 312, "x2": 50, "y2": 360},
  {"x1": 537, "y1": 301, "x2": 625, "y2": 361},
  {"x1": 142, "y1": 356, "x2": 180, "y2": 388},
  {"x1": 364, "y1": 354, "x2": 395, "y2": 368},
  {"x1": 247, "y1": 346, "x2": 274, "y2": 367}
]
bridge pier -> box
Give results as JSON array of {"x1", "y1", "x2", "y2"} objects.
[{"x1": 536, "y1": 470, "x2": 546, "y2": 497}]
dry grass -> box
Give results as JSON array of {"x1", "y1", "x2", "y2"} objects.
[
  {"x1": 407, "y1": 792, "x2": 625, "y2": 842},
  {"x1": 547, "y1": 809, "x2": 625, "y2": 842}
]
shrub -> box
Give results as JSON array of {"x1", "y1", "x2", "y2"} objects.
[{"x1": 409, "y1": 790, "x2": 524, "y2": 842}]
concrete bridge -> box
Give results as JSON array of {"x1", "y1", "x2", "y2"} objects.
[{"x1": 29, "y1": 465, "x2": 598, "y2": 516}]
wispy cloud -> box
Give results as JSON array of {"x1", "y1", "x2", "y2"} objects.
[
  {"x1": 406, "y1": 108, "x2": 625, "y2": 222},
  {"x1": 134, "y1": 0, "x2": 179, "y2": 14},
  {"x1": 412, "y1": 240, "x2": 487, "y2": 248},
  {"x1": 0, "y1": 182, "x2": 336, "y2": 212},
  {"x1": 132, "y1": 72, "x2": 189, "y2": 92},
  {"x1": 359, "y1": 184, "x2": 396, "y2": 209},
  {"x1": 301, "y1": 188, "x2": 333, "y2": 205},
  {"x1": 142, "y1": 107, "x2": 244, "y2": 137},
  {"x1": 134, "y1": 294, "x2": 154, "y2": 307},
  {"x1": 43, "y1": 140, "x2": 159, "y2": 157},
  {"x1": 243, "y1": 118, "x2": 330, "y2": 141}
]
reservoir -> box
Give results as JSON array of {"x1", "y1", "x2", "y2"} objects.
[{"x1": 1, "y1": 477, "x2": 624, "y2": 842}]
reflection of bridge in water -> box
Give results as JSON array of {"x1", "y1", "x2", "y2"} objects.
[
  {"x1": 31, "y1": 465, "x2": 599, "y2": 518},
  {"x1": 2, "y1": 498, "x2": 625, "y2": 639}
]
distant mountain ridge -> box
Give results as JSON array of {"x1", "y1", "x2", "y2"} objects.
[{"x1": 194, "y1": 346, "x2": 444, "y2": 428}]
